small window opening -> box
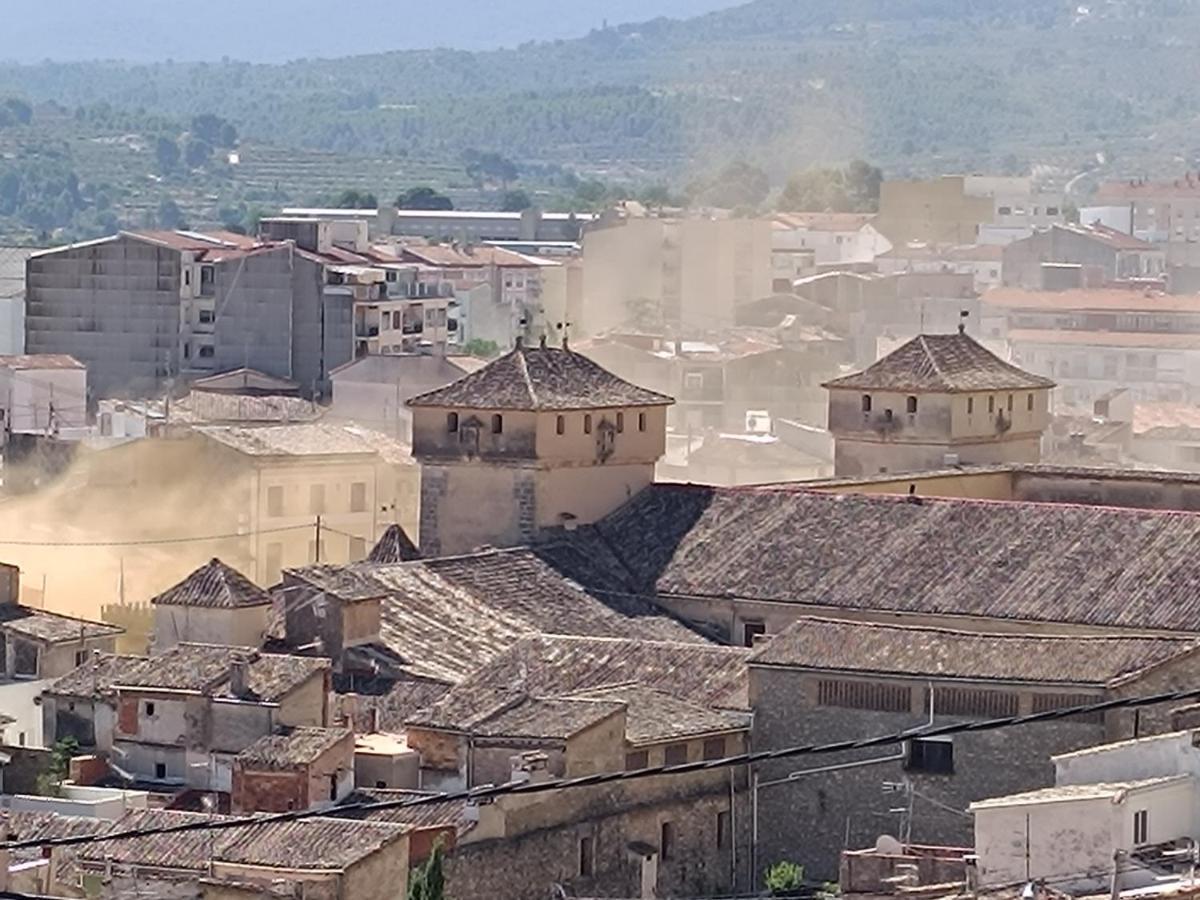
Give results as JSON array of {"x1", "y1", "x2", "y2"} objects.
[
  {"x1": 556, "y1": 415, "x2": 565, "y2": 435},
  {"x1": 862, "y1": 394, "x2": 872, "y2": 413},
  {"x1": 447, "y1": 412, "x2": 459, "y2": 433},
  {"x1": 906, "y1": 396, "x2": 917, "y2": 414},
  {"x1": 491, "y1": 414, "x2": 503, "y2": 434}
]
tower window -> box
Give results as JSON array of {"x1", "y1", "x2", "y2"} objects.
[
  {"x1": 556, "y1": 415, "x2": 565, "y2": 435},
  {"x1": 906, "y1": 396, "x2": 917, "y2": 414},
  {"x1": 861, "y1": 394, "x2": 872, "y2": 413},
  {"x1": 988, "y1": 396, "x2": 995, "y2": 414},
  {"x1": 491, "y1": 414, "x2": 503, "y2": 434},
  {"x1": 447, "y1": 412, "x2": 459, "y2": 433},
  {"x1": 584, "y1": 414, "x2": 592, "y2": 434},
  {"x1": 967, "y1": 397, "x2": 974, "y2": 415},
  {"x1": 638, "y1": 412, "x2": 647, "y2": 432},
  {"x1": 1007, "y1": 394, "x2": 1014, "y2": 412},
  {"x1": 616, "y1": 412, "x2": 624, "y2": 433},
  {"x1": 1027, "y1": 393, "x2": 1034, "y2": 411}
]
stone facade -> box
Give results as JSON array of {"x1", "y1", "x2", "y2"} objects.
[{"x1": 749, "y1": 666, "x2": 1114, "y2": 881}]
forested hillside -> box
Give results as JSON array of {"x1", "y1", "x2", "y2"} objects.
[{"x1": 1, "y1": 0, "x2": 1199, "y2": 243}]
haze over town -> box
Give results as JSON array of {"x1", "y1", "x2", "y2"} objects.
[{"x1": 3, "y1": 2, "x2": 1200, "y2": 900}]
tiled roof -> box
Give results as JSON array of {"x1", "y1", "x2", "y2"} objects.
[
  {"x1": 406, "y1": 344, "x2": 674, "y2": 411},
  {"x1": 106, "y1": 644, "x2": 328, "y2": 701},
  {"x1": 336, "y1": 789, "x2": 472, "y2": 836},
  {"x1": 823, "y1": 332, "x2": 1054, "y2": 392},
  {"x1": 748, "y1": 617, "x2": 1200, "y2": 686},
  {"x1": 73, "y1": 809, "x2": 407, "y2": 872},
  {"x1": 983, "y1": 287, "x2": 1200, "y2": 313},
  {"x1": 0, "y1": 605, "x2": 122, "y2": 644},
  {"x1": 151, "y1": 558, "x2": 271, "y2": 609},
  {"x1": 774, "y1": 212, "x2": 876, "y2": 232},
  {"x1": 213, "y1": 817, "x2": 409, "y2": 870},
  {"x1": 411, "y1": 634, "x2": 749, "y2": 724},
  {"x1": 47, "y1": 653, "x2": 154, "y2": 699},
  {"x1": 340, "y1": 679, "x2": 451, "y2": 732},
  {"x1": 0, "y1": 810, "x2": 112, "y2": 864},
  {"x1": 367, "y1": 525, "x2": 421, "y2": 563},
  {"x1": 191, "y1": 368, "x2": 300, "y2": 393},
  {"x1": 171, "y1": 391, "x2": 322, "y2": 425},
  {"x1": 411, "y1": 692, "x2": 624, "y2": 738},
  {"x1": 286, "y1": 544, "x2": 704, "y2": 684},
  {"x1": 196, "y1": 423, "x2": 414, "y2": 465},
  {"x1": 586, "y1": 483, "x2": 1200, "y2": 633},
  {"x1": 567, "y1": 683, "x2": 751, "y2": 744},
  {"x1": 970, "y1": 776, "x2": 1190, "y2": 810},
  {"x1": 236, "y1": 726, "x2": 352, "y2": 770}
]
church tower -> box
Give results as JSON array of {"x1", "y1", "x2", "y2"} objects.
[{"x1": 407, "y1": 339, "x2": 674, "y2": 556}]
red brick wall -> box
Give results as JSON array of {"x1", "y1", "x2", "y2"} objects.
[
  {"x1": 231, "y1": 767, "x2": 306, "y2": 814},
  {"x1": 410, "y1": 826, "x2": 457, "y2": 865},
  {"x1": 117, "y1": 698, "x2": 138, "y2": 736},
  {"x1": 68, "y1": 754, "x2": 110, "y2": 786}
]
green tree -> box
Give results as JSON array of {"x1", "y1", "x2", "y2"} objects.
[
  {"x1": 778, "y1": 159, "x2": 882, "y2": 213},
  {"x1": 157, "y1": 197, "x2": 187, "y2": 229},
  {"x1": 155, "y1": 136, "x2": 180, "y2": 175},
  {"x1": 500, "y1": 189, "x2": 533, "y2": 212},
  {"x1": 333, "y1": 189, "x2": 378, "y2": 209},
  {"x1": 397, "y1": 186, "x2": 453, "y2": 210},
  {"x1": 184, "y1": 137, "x2": 213, "y2": 168},
  {"x1": 693, "y1": 160, "x2": 770, "y2": 209},
  {"x1": 36, "y1": 736, "x2": 80, "y2": 797},
  {"x1": 464, "y1": 150, "x2": 518, "y2": 188},
  {"x1": 407, "y1": 842, "x2": 445, "y2": 900},
  {"x1": 765, "y1": 860, "x2": 805, "y2": 896}
]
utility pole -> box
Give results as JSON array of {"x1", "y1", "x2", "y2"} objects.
[{"x1": 314, "y1": 515, "x2": 322, "y2": 563}]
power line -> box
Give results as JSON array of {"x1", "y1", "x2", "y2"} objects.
[
  {"x1": 0, "y1": 524, "x2": 313, "y2": 547},
  {"x1": 9, "y1": 684, "x2": 1200, "y2": 852}
]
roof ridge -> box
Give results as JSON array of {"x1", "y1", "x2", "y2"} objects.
[
  {"x1": 515, "y1": 346, "x2": 536, "y2": 406},
  {"x1": 782, "y1": 615, "x2": 1195, "y2": 643},
  {"x1": 918, "y1": 334, "x2": 947, "y2": 385}
]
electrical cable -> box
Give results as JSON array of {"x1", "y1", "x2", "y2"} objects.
[
  {"x1": 0, "y1": 524, "x2": 313, "y2": 547},
  {"x1": 8, "y1": 684, "x2": 1200, "y2": 852}
]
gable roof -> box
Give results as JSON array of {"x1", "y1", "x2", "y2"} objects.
[
  {"x1": 191, "y1": 367, "x2": 300, "y2": 394},
  {"x1": 748, "y1": 617, "x2": 1200, "y2": 687},
  {"x1": 409, "y1": 692, "x2": 625, "y2": 739},
  {"x1": 823, "y1": 332, "x2": 1054, "y2": 392},
  {"x1": 566, "y1": 683, "x2": 751, "y2": 744},
  {"x1": 151, "y1": 558, "x2": 271, "y2": 609},
  {"x1": 103, "y1": 644, "x2": 327, "y2": 701},
  {"x1": 335, "y1": 788, "x2": 472, "y2": 836},
  {"x1": 367, "y1": 525, "x2": 421, "y2": 563},
  {"x1": 423, "y1": 633, "x2": 750, "y2": 715},
  {"x1": 0, "y1": 605, "x2": 122, "y2": 645},
  {"x1": 236, "y1": 726, "x2": 352, "y2": 770},
  {"x1": 284, "y1": 543, "x2": 705, "y2": 684},
  {"x1": 196, "y1": 423, "x2": 412, "y2": 465},
  {"x1": 583, "y1": 483, "x2": 1200, "y2": 633},
  {"x1": 406, "y1": 343, "x2": 674, "y2": 411}
]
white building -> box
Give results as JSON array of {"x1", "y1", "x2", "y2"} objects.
[
  {"x1": 0, "y1": 355, "x2": 87, "y2": 437},
  {"x1": 972, "y1": 729, "x2": 1200, "y2": 893},
  {"x1": 772, "y1": 213, "x2": 892, "y2": 269}
]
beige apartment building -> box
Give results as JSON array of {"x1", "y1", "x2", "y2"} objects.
[
  {"x1": 407, "y1": 339, "x2": 673, "y2": 556},
  {"x1": 824, "y1": 330, "x2": 1055, "y2": 476},
  {"x1": 579, "y1": 214, "x2": 772, "y2": 335}
]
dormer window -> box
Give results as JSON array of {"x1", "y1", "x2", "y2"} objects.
[
  {"x1": 491, "y1": 414, "x2": 503, "y2": 434},
  {"x1": 447, "y1": 412, "x2": 459, "y2": 433},
  {"x1": 861, "y1": 395, "x2": 872, "y2": 413}
]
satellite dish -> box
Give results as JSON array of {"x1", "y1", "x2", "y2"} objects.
[{"x1": 875, "y1": 834, "x2": 904, "y2": 855}]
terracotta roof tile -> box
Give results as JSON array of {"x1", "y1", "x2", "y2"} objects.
[
  {"x1": 406, "y1": 344, "x2": 674, "y2": 411},
  {"x1": 983, "y1": 287, "x2": 1200, "y2": 313},
  {"x1": 151, "y1": 559, "x2": 270, "y2": 609},
  {"x1": 336, "y1": 788, "x2": 472, "y2": 835},
  {"x1": 749, "y1": 617, "x2": 1200, "y2": 685},
  {"x1": 567, "y1": 683, "x2": 751, "y2": 744},
  {"x1": 236, "y1": 726, "x2": 352, "y2": 770},
  {"x1": 823, "y1": 332, "x2": 1054, "y2": 392},
  {"x1": 587, "y1": 484, "x2": 1200, "y2": 632},
  {"x1": 367, "y1": 525, "x2": 421, "y2": 563},
  {"x1": 0, "y1": 606, "x2": 122, "y2": 644},
  {"x1": 98, "y1": 644, "x2": 327, "y2": 701}
]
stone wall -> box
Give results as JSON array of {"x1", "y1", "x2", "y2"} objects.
[{"x1": 750, "y1": 666, "x2": 1107, "y2": 881}]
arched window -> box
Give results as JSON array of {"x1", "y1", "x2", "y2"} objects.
[
  {"x1": 446, "y1": 412, "x2": 459, "y2": 433},
  {"x1": 638, "y1": 412, "x2": 647, "y2": 432},
  {"x1": 1026, "y1": 393, "x2": 1034, "y2": 412},
  {"x1": 491, "y1": 414, "x2": 503, "y2": 434},
  {"x1": 906, "y1": 396, "x2": 918, "y2": 414},
  {"x1": 584, "y1": 414, "x2": 593, "y2": 434},
  {"x1": 556, "y1": 415, "x2": 565, "y2": 435},
  {"x1": 616, "y1": 412, "x2": 625, "y2": 433},
  {"x1": 861, "y1": 395, "x2": 872, "y2": 413}
]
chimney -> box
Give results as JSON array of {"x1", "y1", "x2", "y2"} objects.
[
  {"x1": 510, "y1": 750, "x2": 551, "y2": 784},
  {"x1": 229, "y1": 658, "x2": 250, "y2": 699}
]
